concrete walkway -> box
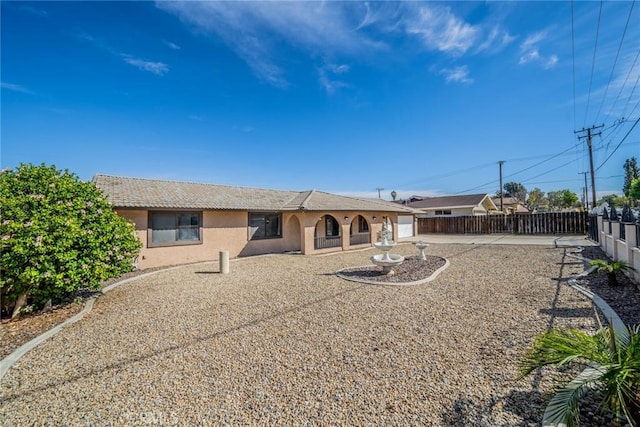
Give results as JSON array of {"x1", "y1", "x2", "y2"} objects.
[{"x1": 400, "y1": 234, "x2": 598, "y2": 247}]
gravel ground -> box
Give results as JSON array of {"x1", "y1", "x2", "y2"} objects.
[{"x1": 0, "y1": 243, "x2": 616, "y2": 426}]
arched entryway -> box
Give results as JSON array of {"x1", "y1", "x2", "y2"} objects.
[
  {"x1": 285, "y1": 215, "x2": 302, "y2": 252},
  {"x1": 349, "y1": 215, "x2": 371, "y2": 245},
  {"x1": 314, "y1": 215, "x2": 342, "y2": 249}
]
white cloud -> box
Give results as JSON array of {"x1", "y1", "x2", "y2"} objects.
[
  {"x1": 164, "y1": 41, "x2": 181, "y2": 50},
  {"x1": 78, "y1": 31, "x2": 169, "y2": 76},
  {"x1": 20, "y1": 6, "x2": 47, "y2": 16},
  {"x1": 477, "y1": 26, "x2": 516, "y2": 53},
  {"x1": 544, "y1": 54, "x2": 559, "y2": 69},
  {"x1": 232, "y1": 125, "x2": 254, "y2": 133},
  {"x1": 1, "y1": 82, "x2": 34, "y2": 94},
  {"x1": 405, "y1": 5, "x2": 478, "y2": 56},
  {"x1": 318, "y1": 63, "x2": 351, "y2": 94},
  {"x1": 518, "y1": 31, "x2": 558, "y2": 69},
  {"x1": 121, "y1": 55, "x2": 169, "y2": 76},
  {"x1": 155, "y1": 2, "x2": 385, "y2": 87},
  {"x1": 155, "y1": 2, "x2": 531, "y2": 89},
  {"x1": 440, "y1": 65, "x2": 474, "y2": 84}
]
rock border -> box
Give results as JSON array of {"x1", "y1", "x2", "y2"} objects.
[{"x1": 335, "y1": 257, "x2": 450, "y2": 286}]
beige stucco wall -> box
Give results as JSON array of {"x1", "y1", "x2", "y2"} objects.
[{"x1": 116, "y1": 209, "x2": 404, "y2": 269}]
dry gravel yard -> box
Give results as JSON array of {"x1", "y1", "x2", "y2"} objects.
[{"x1": 0, "y1": 244, "x2": 608, "y2": 425}]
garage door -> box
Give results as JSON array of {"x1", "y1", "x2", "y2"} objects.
[{"x1": 397, "y1": 215, "x2": 414, "y2": 238}]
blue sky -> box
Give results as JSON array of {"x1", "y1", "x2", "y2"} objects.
[{"x1": 1, "y1": 1, "x2": 639, "y2": 201}]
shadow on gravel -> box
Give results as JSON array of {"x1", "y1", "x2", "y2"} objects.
[
  {"x1": 500, "y1": 389, "x2": 549, "y2": 426},
  {"x1": 439, "y1": 395, "x2": 493, "y2": 427},
  {"x1": 521, "y1": 247, "x2": 600, "y2": 412},
  {"x1": 438, "y1": 392, "x2": 546, "y2": 427},
  {"x1": 438, "y1": 388, "x2": 547, "y2": 426}
]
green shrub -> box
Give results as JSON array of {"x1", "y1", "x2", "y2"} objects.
[
  {"x1": 0, "y1": 163, "x2": 141, "y2": 317},
  {"x1": 589, "y1": 259, "x2": 635, "y2": 286},
  {"x1": 520, "y1": 323, "x2": 640, "y2": 427}
]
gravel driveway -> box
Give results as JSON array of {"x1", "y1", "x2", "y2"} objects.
[{"x1": 0, "y1": 243, "x2": 597, "y2": 426}]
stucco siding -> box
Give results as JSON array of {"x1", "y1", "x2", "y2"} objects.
[
  {"x1": 114, "y1": 209, "x2": 404, "y2": 269},
  {"x1": 116, "y1": 209, "x2": 305, "y2": 269}
]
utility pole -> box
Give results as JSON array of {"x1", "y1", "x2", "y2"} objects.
[
  {"x1": 376, "y1": 187, "x2": 384, "y2": 199},
  {"x1": 575, "y1": 124, "x2": 603, "y2": 209},
  {"x1": 498, "y1": 160, "x2": 505, "y2": 212},
  {"x1": 579, "y1": 172, "x2": 588, "y2": 210}
]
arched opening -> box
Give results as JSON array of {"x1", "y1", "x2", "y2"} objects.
[
  {"x1": 285, "y1": 215, "x2": 302, "y2": 252},
  {"x1": 349, "y1": 215, "x2": 371, "y2": 245},
  {"x1": 314, "y1": 215, "x2": 342, "y2": 249}
]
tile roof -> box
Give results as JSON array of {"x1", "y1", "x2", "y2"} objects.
[
  {"x1": 93, "y1": 175, "x2": 415, "y2": 213},
  {"x1": 405, "y1": 193, "x2": 493, "y2": 209}
]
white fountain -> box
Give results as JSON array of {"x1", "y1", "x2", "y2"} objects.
[
  {"x1": 370, "y1": 219, "x2": 405, "y2": 275},
  {"x1": 414, "y1": 241, "x2": 429, "y2": 260}
]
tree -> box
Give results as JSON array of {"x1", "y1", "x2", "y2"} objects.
[
  {"x1": 503, "y1": 182, "x2": 527, "y2": 202},
  {"x1": 623, "y1": 157, "x2": 640, "y2": 197},
  {"x1": 0, "y1": 164, "x2": 142, "y2": 319},
  {"x1": 598, "y1": 194, "x2": 629, "y2": 208},
  {"x1": 520, "y1": 323, "x2": 640, "y2": 427},
  {"x1": 629, "y1": 178, "x2": 640, "y2": 203},
  {"x1": 526, "y1": 187, "x2": 547, "y2": 211},
  {"x1": 547, "y1": 189, "x2": 579, "y2": 210}
]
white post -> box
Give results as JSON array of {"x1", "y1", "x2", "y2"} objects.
[{"x1": 220, "y1": 251, "x2": 229, "y2": 274}]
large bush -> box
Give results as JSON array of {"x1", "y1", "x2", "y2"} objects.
[{"x1": 1, "y1": 163, "x2": 141, "y2": 317}]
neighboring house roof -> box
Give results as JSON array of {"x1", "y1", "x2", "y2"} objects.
[
  {"x1": 93, "y1": 175, "x2": 416, "y2": 213},
  {"x1": 405, "y1": 193, "x2": 496, "y2": 210},
  {"x1": 492, "y1": 197, "x2": 530, "y2": 213}
]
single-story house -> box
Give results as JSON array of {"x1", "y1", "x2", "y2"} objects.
[
  {"x1": 491, "y1": 197, "x2": 530, "y2": 214},
  {"x1": 403, "y1": 193, "x2": 498, "y2": 217},
  {"x1": 93, "y1": 175, "x2": 417, "y2": 269}
]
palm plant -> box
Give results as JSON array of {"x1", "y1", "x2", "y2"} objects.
[
  {"x1": 589, "y1": 259, "x2": 635, "y2": 286},
  {"x1": 520, "y1": 322, "x2": 640, "y2": 427}
]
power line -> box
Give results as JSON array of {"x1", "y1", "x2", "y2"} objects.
[
  {"x1": 571, "y1": 0, "x2": 577, "y2": 130},
  {"x1": 595, "y1": 115, "x2": 640, "y2": 171},
  {"x1": 593, "y1": 0, "x2": 635, "y2": 123},
  {"x1": 606, "y1": 46, "x2": 640, "y2": 118},
  {"x1": 503, "y1": 142, "x2": 582, "y2": 180},
  {"x1": 622, "y1": 62, "x2": 640, "y2": 118},
  {"x1": 519, "y1": 158, "x2": 580, "y2": 185},
  {"x1": 388, "y1": 143, "x2": 582, "y2": 190},
  {"x1": 583, "y1": 0, "x2": 603, "y2": 126},
  {"x1": 452, "y1": 143, "x2": 584, "y2": 195}
]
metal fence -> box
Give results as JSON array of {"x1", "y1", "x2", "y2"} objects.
[
  {"x1": 349, "y1": 232, "x2": 370, "y2": 246},
  {"x1": 314, "y1": 235, "x2": 342, "y2": 249}
]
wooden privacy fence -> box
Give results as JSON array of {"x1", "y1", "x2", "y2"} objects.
[{"x1": 417, "y1": 212, "x2": 588, "y2": 235}]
